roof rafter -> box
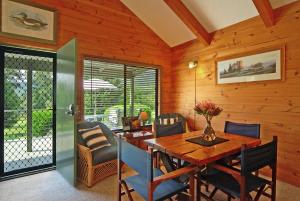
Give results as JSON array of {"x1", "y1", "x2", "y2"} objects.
[
  {"x1": 252, "y1": 0, "x2": 275, "y2": 27},
  {"x1": 164, "y1": 0, "x2": 212, "y2": 46}
]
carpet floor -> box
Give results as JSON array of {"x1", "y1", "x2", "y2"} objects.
[{"x1": 0, "y1": 170, "x2": 299, "y2": 201}]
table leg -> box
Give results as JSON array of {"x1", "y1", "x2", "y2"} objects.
[
  {"x1": 196, "y1": 172, "x2": 201, "y2": 201},
  {"x1": 189, "y1": 173, "x2": 195, "y2": 201},
  {"x1": 154, "y1": 152, "x2": 160, "y2": 168},
  {"x1": 178, "y1": 159, "x2": 182, "y2": 168}
]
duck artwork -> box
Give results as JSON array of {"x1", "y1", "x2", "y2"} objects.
[{"x1": 10, "y1": 12, "x2": 48, "y2": 31}]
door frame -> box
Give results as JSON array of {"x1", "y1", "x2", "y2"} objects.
[{"x1": 0, "y1": 45, "x2": 57, "y2": 178}]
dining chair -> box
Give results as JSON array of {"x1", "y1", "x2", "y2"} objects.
[
  {"x1": 223, "y1": 121, "x2": 261, "y2": 166},
  {"x1": 154, "y1": 113, "x2": 208, "y2": 192},
  {"x1": 224, "y1": 121, "x2": 260, "y2": 138},
  {"x1": 116, "y1": 135, "x2": 197, "y2": 201},
  {"x1": 153, "y1": 113, "x2": 189, "y2": 137},
  {"x1": 153, "y1": 113, "x2": 189, "y2": 169},
  {"x1": 201, "y1": 136, "x2": 277, "y2": 201},
  {"x1": 209, "y1": 121, "x2": 261, "y2": 199}
]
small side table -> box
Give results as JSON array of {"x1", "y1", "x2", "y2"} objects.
[{"x1": 116, "y1": 130, "x2": 154, "y2": 150}]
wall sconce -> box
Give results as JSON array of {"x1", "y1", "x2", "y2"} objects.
[{"x1": 188, "y1": 60, "x2": 198, "y2": 69}]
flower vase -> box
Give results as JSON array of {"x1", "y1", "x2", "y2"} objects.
[{"x1": 202, "y1": 120, "x2": 216, "y2": 141}]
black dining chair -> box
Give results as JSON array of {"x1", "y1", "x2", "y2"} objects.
[
  {"x1": 116, "y1": 136, "x2": 197, "y2": 201},
  {"x1": 224, "y1": 121, "x2": 261, "y2": 167},
  {"x1": 224, "y1": 121, "x2": 260, "y2": 138},
  {"x1": 213, "y1": 121, "x2": 261, "y2": 199},
  {"x1": 201, "y1": 136, "x2": 278, "y2": 201},
  {"x1": 153, "y1": 113, "x2": 189, "y2": 168},
  {"x1": 154, "y1": 113, "x2": 189, "y2": 137}
]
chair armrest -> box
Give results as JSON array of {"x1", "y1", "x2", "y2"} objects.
[
  {"x1": 77, "y1": 144, "x2": 93, "y2": 166},
  {"x1": 210, "y1": 163, "x2": 240, "y2": 178},
  {"x1": 153, "y1": 165, "x2": 198, "y2": 186},
  {"x1": 78, "y1": 143, "x2": 91, "y2": 153}
]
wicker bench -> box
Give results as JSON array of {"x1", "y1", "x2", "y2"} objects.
[{"x1": 77, "y1": 121, "x2": 118, "y2": 187}]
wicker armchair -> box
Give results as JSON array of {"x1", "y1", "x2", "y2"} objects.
[{"x1": 77, "y1": 121, "x2": 118, "y2": 187}]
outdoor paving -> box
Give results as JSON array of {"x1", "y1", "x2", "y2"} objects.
[{"x1": 4, "y1": 136, "x2": 53, "y2": 173}]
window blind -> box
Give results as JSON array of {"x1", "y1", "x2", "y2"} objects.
[
  {"x1": 84, "y1": 60, "x2": 124, "y2": 129},
  {"x1": 83, "y1": 59, "x2": 158, "y2": 130},
  {"x1": 125, "y1": 66, "x2": 157, "y2": 124}
]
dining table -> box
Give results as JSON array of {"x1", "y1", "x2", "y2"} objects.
[{"x1": 144, "y1": 130, "x2": 261, "y2": 200}]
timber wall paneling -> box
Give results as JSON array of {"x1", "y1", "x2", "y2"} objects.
[
  {"x1": 0, "y1": 0, "x2": 299, "y2": 188},
  {"x1": 0, "y1": 0, "x2": 173, "y2": 121},
  {"x1": 171, "y1": 1, "x2": 300, "y2": 187}
]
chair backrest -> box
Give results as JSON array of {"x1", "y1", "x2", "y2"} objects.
[
  {"x1": 116, "y1": 136, "x2": 153, "y2": 181},
  {"x1": 224, "y1": 121, "x2": 260, "y2": 138},
  {"x1": 77, "y1": 121, "x2": 117, "y2": 145},
  {"x1": 154, "y1": 113, "x2": 186, "y2": 137},
  {"x1": 241, "y1": 136, "x2": 277, "y2": 176}
]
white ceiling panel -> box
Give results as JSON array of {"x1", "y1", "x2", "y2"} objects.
[
  {"x1": 181, "y1": 0, "x2": 259, "y2": 32},
  {"x1": 269, "y1": 0, "x2": 298, "y2": 8},
  {"x1": 121, "y1": 0, "x2": 196, "y2": 47},
  {"x1": 121, "y1": 0, "x2": 297, "y2": 47}
]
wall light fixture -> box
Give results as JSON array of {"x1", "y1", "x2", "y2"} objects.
[{"x1": 188, "y1": 60, "x2": 198, "y2": 69}]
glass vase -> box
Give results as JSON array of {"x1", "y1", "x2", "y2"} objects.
[{"x1": 202, "y1": 119, "x2": 216, "y2": 141}]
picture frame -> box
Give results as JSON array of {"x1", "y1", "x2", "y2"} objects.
[
  {"x1": 122, "y1": 117, "x2": 131, "y2": 131},
  {"x1": 215, "y1": 45, "x2": 285, "y2": 84},
  {"x1": 0, "y1": 0, "x2": 57, "y2": 44}
]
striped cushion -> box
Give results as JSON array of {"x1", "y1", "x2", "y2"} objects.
[
  {"x1": 78, "y1": 125, "x2": 110, "y2": 150},
  {"x1": 160, "y1": 117, "x2": 179, "y2": 125}
]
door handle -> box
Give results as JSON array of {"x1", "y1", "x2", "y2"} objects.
[{"x1": 65, "y1": 104, "x2": 75, "y2": 116}]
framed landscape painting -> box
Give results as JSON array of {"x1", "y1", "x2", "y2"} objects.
[
  {"x1": 216, "y1": 46, "x2": 285, "y2": 84},
  {"x1": 0, "y1": 0, "x2": 57, "y2": 44}
]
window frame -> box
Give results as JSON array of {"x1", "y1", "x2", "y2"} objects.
[{"x1": 82, "y1": 56, "x2": 160, "y2": 131}]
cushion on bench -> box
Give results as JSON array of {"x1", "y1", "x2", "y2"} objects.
[
  {"x1": 92, "y1": 145, "x2": 117, "y2": 165},
  {"x1": 78, "y1": 125, "x2": 111, "y2": 151},
  {"x1": 77, "y1": 121, "x2": 117, "y2": 146}
]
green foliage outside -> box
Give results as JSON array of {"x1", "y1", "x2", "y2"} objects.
[
  {"x1": 84, "y1": 90, "x2": 123, "y2": 115},
  {"x1": 4, "y1": 69, "x2": 25, "y2": 128},
  {"x1": 4, "y1": 69, "x2": 53, "y2": 140},
  {"x1": 32, "y1": 71, "x2": 53, "y2": 109},
  {"x1": 4, "y1": 117, "x2": 26, "y2": 140},
  {"x1": 84, "y1": 77, "x2": 124, "y2": 116},
  {"x1": 4, "y1": 110, "x2": 52, "y2": 140},
  {"x1": 32, "y1": 110, "x2": 52, "y2": 136}
]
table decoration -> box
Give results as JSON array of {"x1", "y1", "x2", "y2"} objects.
[{"x1": 194, "y1": 100, "x2": 223, "y2": 141}]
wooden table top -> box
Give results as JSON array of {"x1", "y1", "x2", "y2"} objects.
[{"x1": 144, "y1": 131, "x2": 261, "y2": 166}]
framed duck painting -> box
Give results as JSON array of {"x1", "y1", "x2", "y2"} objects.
[{"x1": 0, "y1": 0, "x2": 57, "y2": 44}]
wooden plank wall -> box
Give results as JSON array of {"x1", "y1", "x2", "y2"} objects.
[
  {"x1": 171, "y1": 1, "x2": 300, "y2": 187},
  {"x1": 0, "y1": 0, "x2": 173, "y2": 120},
  {"x1": 1, "y1": 0, "x2": 299, "y2": 187}
]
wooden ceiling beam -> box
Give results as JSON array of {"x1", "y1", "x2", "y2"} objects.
[
  {"x1": 252, "y1": 0, "x2": 275, "y2": 27},
  {"x1": 164, "y1": 0, "x2": 211, "y2": 46}
]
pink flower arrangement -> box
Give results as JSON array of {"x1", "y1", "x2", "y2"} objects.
[
  {"x1": 194, "y1": 100, "x2": 223, "y2": 120},
  {"x1": 194, "y1": 100, "x2": 222, "y2": 141}
]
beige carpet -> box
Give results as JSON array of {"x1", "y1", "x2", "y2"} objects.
[{"x1": 0, "y1": 170, "x2": 299, "y2": 201}]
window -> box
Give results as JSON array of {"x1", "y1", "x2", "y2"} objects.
[{"x1": 83, "y1": 59, "x2": 158, "y2": 130}]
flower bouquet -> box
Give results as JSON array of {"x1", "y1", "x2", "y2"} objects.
[{"x1": 194, "y1": 100, "x2": 223, "y2": 141}]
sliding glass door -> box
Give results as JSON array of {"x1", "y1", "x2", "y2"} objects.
[
  {"x1": 0, "y1": 46, "x2": 56, "y2": 177},
  {"x1": 83, "y1": 59, "x2": 159, "y2": 130}
]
